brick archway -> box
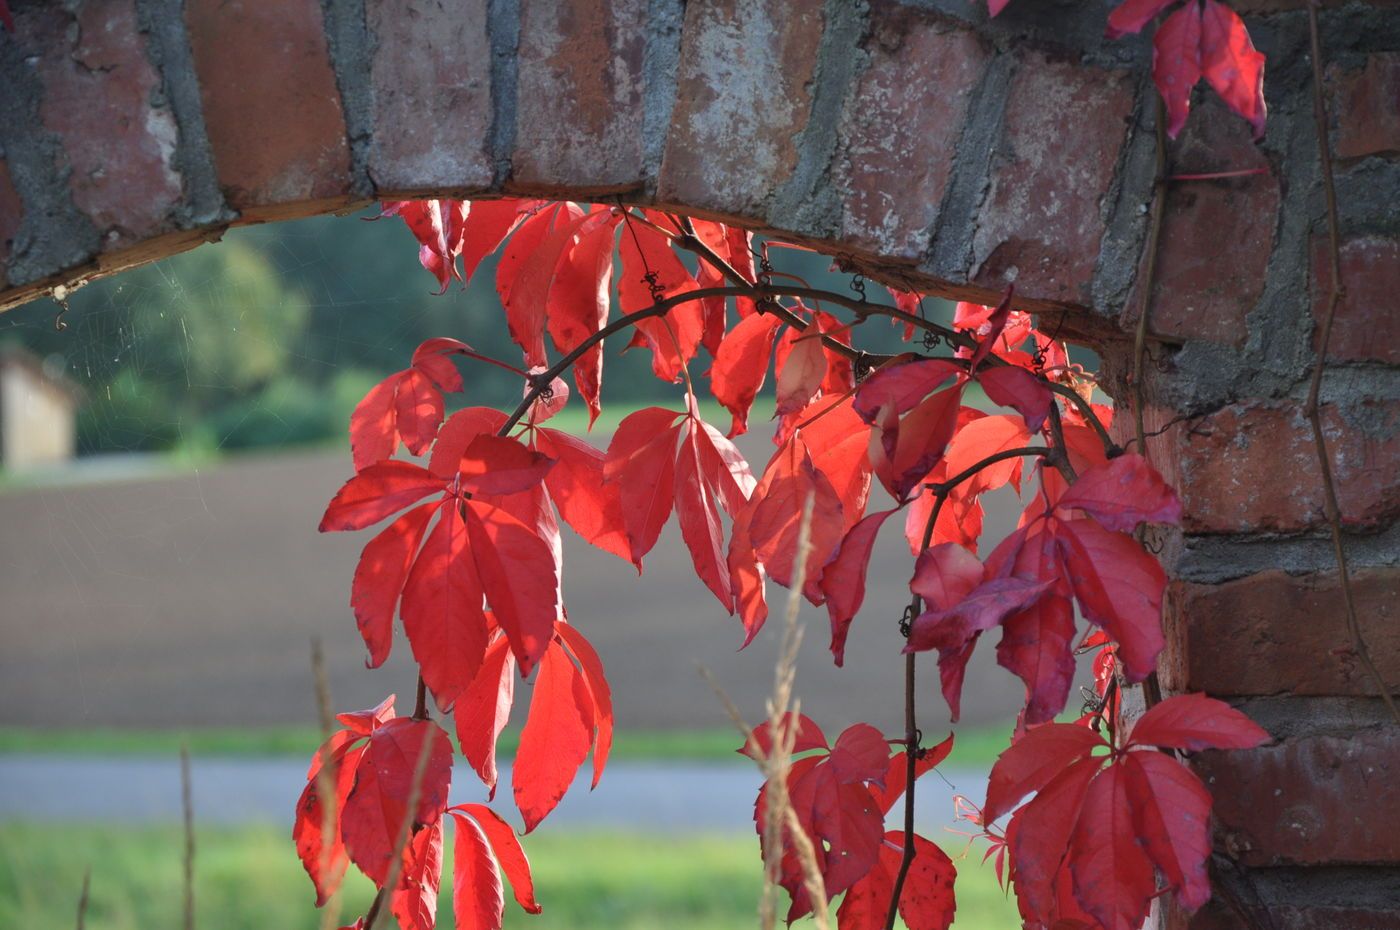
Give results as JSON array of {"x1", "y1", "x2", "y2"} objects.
[{"x1": 2, "y1": 2, "x2": 1397, "y2": 926}]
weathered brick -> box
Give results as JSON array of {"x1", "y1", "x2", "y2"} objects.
[
  {"x1": 0, "y1": 159, "x2": 21, "y2": 288},
  {"x1": 1197, "y1": 729, "x2": 1400, "y2": 866},
  {"x1": 23, "y1": 1, "x2": 183, "y2": 247},
  {"x1": 366, "y1": 0, "x2": 494, "y2": 195},
  {"x1": 1165, "y1": 892, "x2": 1400, "y2": 930},
  {"x1": 512, "y1": 0, "x2": 648, "y2": 193},
  {"x1": 835, "y1": 3, "x2": 989, "y2": 261},
  {"x1": 1129, "y1": 102, "x2": 1279, "y2": 346},
  {"x1": 1311, "y1": 235, "x2": 1400, "y2": 365},
  {"x1": 658, "y1": 0, "x2": 823, "y2": 220},
  {"x1": 1169, "y1": 400, "x2": 1400, "y2": 533},
  {"x1": 1327, "y1": 52, "x2": 1400, "y2": 160},
  {"x1": 971, "y1": 51, "x2": 1134, "y2": 307},
  {"x1": 1162, "y1": 570, "x2": 1400, "y2": 697},
  {"x1": 186, "y1": 0, "x2": 352, "y2": 213}
]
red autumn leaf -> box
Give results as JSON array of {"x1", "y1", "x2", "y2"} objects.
[
  {"x1": 294, "y1": 736, "x2": 366, "y2": 905},
  {"x1": 828, "y1": 723, "x2": 891, "y2": 787},
  {"x1": 619, "y1": 218, "x2": 703, "y2": 382},
  {"x1": 383, "y1": 200, "x2": 457, "y2": 293},
  {"x1": 451, "y1": 804, "x2": 543, "y2": 926},
  {"x1": 1057, "y1": 452, "x2": 1183, "y2": 532},
  {"x1": 690, "y1": 414, "x2": 756, "y2": 517},
  {"x1": 524, "y1": 371, "x2": 569, "y2": 426},
  {"x1": 1106, "y1": 0, "x2": 1178, "y2": 39},
  {"x1": 676, "y1": 424, "x2": 733, "y2": 611},
  {"x1": 464, "y1": 500, "x2": 559, "y2": 676},
  {"x1": 775, "y1": 327, "x2": 828, "y2": 418},
  {"x1": 1127, "y1": 692, "x2": 1271, "y2": 751},
  {"x1": 555, "y1": 621, "x2": 614, "y2": 788},
  {"x1": 319, "y1": 461, "x2": 447, "y2": 533},
  {"x1": 967, "y1": 288, "x2": 1014, "y2": 371},
  {"x1": 906, "y1": 576, "x2": 1054, "y2": 655},
  {"x1": 496, "y1": 207, "x2": 566, "y2": 367},
  {"x1": 350, "y1": 372, "x2": 402, "y2": 471},
  {"x1": 341, "y1": 717, "x2": 453, "y2": 887},
  {"x1": 534, "y1": 427, "x2": 630, "y2": 561},
  {"x1": 547, "y1": 211, "x2": 620, "y2": 424},
  {"x1": 727, "y1": 500, "x2": 770, "y2": 647},
  {"x1": 513, "y1": 638, "x2": 596, "y2": 832},
  {"x1": 429, "y1": 407, "x2": 510, "y2": 478},
  {"x1": 1068, "y1": 764, "x2": 1158, "y2": 930},
  {"x1": 1122, "y1": 751, "x2": 1213, "y2": 911},
  {"x1": 867, "y1": 734, "x2": 955, "y2": 817},
  {"x1": 836, "y1": 831, "x2": 957, "y2": 930},
  {"x1": 455, "y1": 636, "x2": 515, "y2": 796},
  {"x1": 709, "y1": 310, "x2": 783, "y2": 437},
  {"x1": 1007, "y1": 754, "x2": 1103, "y2": 923},
  {"x1": 1056, "y1": 517, "x2": 1167, "y2": 682},
  {"x1": 740, "y1": 711, "x2": 829, "y2": 760},
  {"x1": 1153, "y1": 2, "x2": 1204, "y2": 139},
  {"x1": 411, "y1": 338, "x2": 468, "y2": 392},
  {"x1": 459, "y1": 199, "x2": 534, "y2": 285},
  {"x1": 748, "y1": 435, "x2": 846, "y2": 598},
  {"x1": 852, "y1": 358, "x2": 962, "y2": 424},
  {"x1": 984, "y1": 723, "x2": 1106, "y2": 824},
  {"x1": 1200, "y1": 0, "x2": 1267, "y2": 139},
  {"x1": 450, "y1": 812, "x2": 505, "y2": 930},
  {"x1": 988, "y1": 0, "x2": 1012, "y2": 15},
  {"x1": 821, "y1": 508, "x2": 898, "y2": 666},
  {"x1": 603, "y1": 407, "x2": 685, "y2": 567},
  {"x1": 455, "y1": 434, "x2": 556, "y2": 497},
  {"x1": 351, "y1": 501, "x2": 437, "y2": 668},
  {"x1": 976, "y1": 365, "x2": 1052, "y2": 433},
  {"x1": 391, "y1": 819, "x2": 443, "y2": 930},
  {"x1": 393, "y1": 368, "x2": 445, "y2": 456},
  {"x1": 504, "y1": 205, "x2": 590, "y2": 368},
  {"x1": 870, "y1": 384, "x2": 965, "y2": 501},
  {"x1": 941, "y1": 413, "x2": 1032, "y2": 499}
]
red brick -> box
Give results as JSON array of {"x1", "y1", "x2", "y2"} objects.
[
  {"x1": 186, "y1": 0, "x2": 352, "y2": 213},
  {"x1": 0, "y1": 159, "x2": 22, "y2": 287},
  {"x1": 835, "y1": 3, "x2": 989, "y2": 261},
  {"x1": 1164, "y1": 896, "x2": 1400, "y2": 930},
  {"x1": 658, "y1": 0, "x2": 824, "y2": 220},
  {"x1": 1162, "y1": 570, "x2": 1400, "y2": 697},
  {"x1": 21, "y1": 1, "x2": 182, "y2": 247},
  {"x1": 1311, "y1": 235, "x2": 1400, "y2": 365},
  {"x1": 1197, "y1": 729, "x2": 1400, "y2": 866},
  {"x1": 1169, "y1": 400, "x2": 1400, "y2": 533},
  {"x1": 1129, "y1": 101, "x2": 1279, "y2": 346},
  {"x1": 972, "y1": 51, "x2": 1134, "y2": 307},
  {"x1": 1327, "y1": 52, "x2": 1400, "y2": 160},
  {"x1": 512, "y1": 0, "x2": 647, "y2": 193},
  {"x1": 366, "y1": 0, "x2": 494, "y2": 195}
]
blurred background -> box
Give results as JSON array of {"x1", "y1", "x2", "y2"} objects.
[{"x1": 0, "y1": 206, "x2": 1064, "y2": 927}]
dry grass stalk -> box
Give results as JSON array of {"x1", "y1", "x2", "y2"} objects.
[
  {"x1": 180, "y1": 743, "x2": 195, "y2": 930},
  {"x1": 74, "y1": 865, "x2": 90, "y2": 930},
  {"x1": 311, "y1": 638, "x2": 344, "y2": 930},
  {"x1": 362, "y1": 728, "x2": 436, "y2": 930}
]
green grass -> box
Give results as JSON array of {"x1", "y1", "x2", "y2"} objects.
[
  {"x1": 0, "y1": 722, "x2": 1016, "y2": 769},
  {"x1": 0, "y1": 823, "x2": 1018, "y2": 930}
]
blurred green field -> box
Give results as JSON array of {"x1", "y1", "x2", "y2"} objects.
[{"x1": 0, "y1": 823, "x2": 1016, "y2": 930}]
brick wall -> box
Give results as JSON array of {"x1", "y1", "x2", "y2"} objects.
[{"x1": 1, "y1": 1, "x2": 1396, "y2": 925}]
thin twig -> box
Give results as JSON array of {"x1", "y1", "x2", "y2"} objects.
[
  {"x1": 75, "y1": 866, "x2": 90, "y2": 930},
  {"x1": 180, "y1": 743, "x2": 195, "y2": 930},
  {"x1": 362, "y1": 731, "x2": 437, "y2": 930},
  {"x1": 1304, "y1": 0, "x2": 1400, "y2": 722},
  {"x1": 311, "y1": 639, "x2": 343, "y2": 930},
  {"x1": 1132, "y1": 93, "x2": 1170, "y2": 466}
]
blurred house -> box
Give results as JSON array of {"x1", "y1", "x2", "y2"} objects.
[{"x1": 0, "y1": 345, "x2": 81, "y2": 471}]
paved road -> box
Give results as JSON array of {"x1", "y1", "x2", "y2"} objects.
[
  {"x1": 0, "y1": 754, "x2": 987, "y2": 836},
  {"x1": 0, "y1": 439, "x2": 1052, "y2": 735}
]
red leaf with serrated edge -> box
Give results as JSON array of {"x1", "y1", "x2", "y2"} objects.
[
  {"x1": 524, "y1": 372, "x2": 569, "y2": 426},
  {"x1": 459, "y1": 199, "x2": 534, "y2": 285},
  {"x1": 514, "y1": 638, "x2": 594, "y2": 832},
  {"x1": 906, "y1": 577, "x2": 1054, "y2": 654},
  {"x1": 1106, "y1": 0, "x2": 1178, "y2": 39},
  {"x1": 1201, "y1": 0, "x2": 1266, "y2": 139},
  {"x1": 852, "y1": 358, "x2": 962, "y2": 424},
  {"x1": 350, "y1": 372, "x2": 402, "y2": 471},
  {"x1": 800, "y1": 396, "x2": 874, "y2": 521},
  {"x1": 741, "y1": 712, "x2": 829, "y2": 760},
  {"x1": 351, "y1": 501, "x2": 437, "y2": 668},
  {"x1": 792, "y1": 766, "x2": 885, "y2": 903},
  {"x1": 873, "y1": 384, "x2": 965, "y2": 501},
  {"x1": 676, "y1": 425, "x2": 733, "y2": 611},
  {"x1": 709, "y1": 310, "x2": 782, "y2": 437},
  {"x1": 294, "y1": 738, "x2": 365, "y2": 905},
  {"x1": 463, "y1": 500, "x2": 559, "y2": 676},
  {"x1": 905, "y1": 484, "x2": 982, "y2": 555},
  {"x1": 335, "y1": 694, "x2": 397, "y2": 735},
  {"x1": 496, "y1": 207, "x2": 564, "y2": 367},
  {"x1": 1057, "y1": 517, "x2": 1167, "y2": 682},
  {"x1": 320, "y1": 461, "x2": 447, "y2": 532},
  {"x1": 1154, "y1": 2, "x2": 1204, "y2": 139},
  {"x1": 870, "y1": 735, "x2": 954, "y2": 816},
  {"x1": 727, "y1": 501, "x2": 770, "y2": 647},
  {"x1": 454, "y1": 804, "x2": 543, "y2": 915},
  {"x1": 455, "y1": 637, "x2": 515, "y2": 796},
  {"x1": 342, "y1": 718, "x2": 453, "y2": 887},
  {"x1": 402, "y1": 503, "x2": 489, "y2": 711},
  {"x1": 387, "y1": 201, "x2": 456, "y2": 293},
  {"x1": 749, "y1": 437, "x2": 846, "y2": 597},
  {"x1": 837, "y1": 832, "x2": 957, "y2": 930},
  {"x1": 454, "y1": 434, "x2": 555, "y2": 498},
  {"x1": 548, "y1": 212, "x2": 619, "y2": 424},
  {"x1": 1058, "y1": 452, "x2": 1183, "y2": 532},
  {"x1": 1128, "y1": 692, "x2": 1271, "y2": 751},
  {"x1": 450, "y1": 811, "x2": 505, "y2": 930},
  {"x1": 942, "y1": 414, "x2": 1032, "y2": 498},
  {"x1": 507, "y1": 205, "x2": 590, "y2": 368},
  {"x1": 968, "y1": 289, "x2": 1014, "y2": 371},
  {"x1": 1069, "y1": 764, "x2": 1157, "y2": 930},
  {"x1": 619, "y1": 219, "x2": 703, "y2": 382},
  {"x1": 692, "y1": 415, "x2": 756, "y2": 517},
  {"x1": 1008, "y1": 754, "x2": 1103, "y2": 924},
  {"x1": 984, "y1": 723, "x2": 1106, "y2": 824},
  {"x1": 1123, "y1": 752, "x2": 1213, "y2": 911},
  {"x1": 822, "y1": 508, "x2": 898, "y2": 666},
  {"x1": 555, "y1": 622, "x2": 614, "y2": 788},
  {"x1": 394, "y1": 368, "x2": 444, "y2": 456},
  {"x1": 604, "y1": 407, "x2": 684, "y2": 566},
  {"x1": 391, "y1": 819, "x2": 443, "y2": 930},
  {"x1": 429, "y1": 407, "x2": 510, "y2": 479},
  {"x1": 976, "y1": 365, "x2": 1051, "y2": 432},
  {"x1": 829, "y1": 724, "x2": 890, "y2": 787},
  {"x1": 535, "y1": 428, "x2": 630, "y2": 561},
  {"x1": 910, "y1": 542, "x2": 984, "y2": 612},
  {"x1": 776, "y1": 327, "x2": 828, "y2": 418}
]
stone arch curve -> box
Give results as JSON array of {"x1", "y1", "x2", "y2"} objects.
[{"x1": 3, "y1": 2, "x2": 1399, "y2": 927}]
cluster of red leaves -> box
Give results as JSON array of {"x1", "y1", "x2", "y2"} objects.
[
  {"x1": 977, "y1": 694, "x2": 1270, "y2": 930},
  {"x1": 746, "y1": 714, "x2": 958, "y2": 930},
  {"x1": 304, "y1": 194, "x2": 1269, "y2": 930},
  {"x1": 990, "y1": 0, "x2": 1267, "y2": 139}
]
